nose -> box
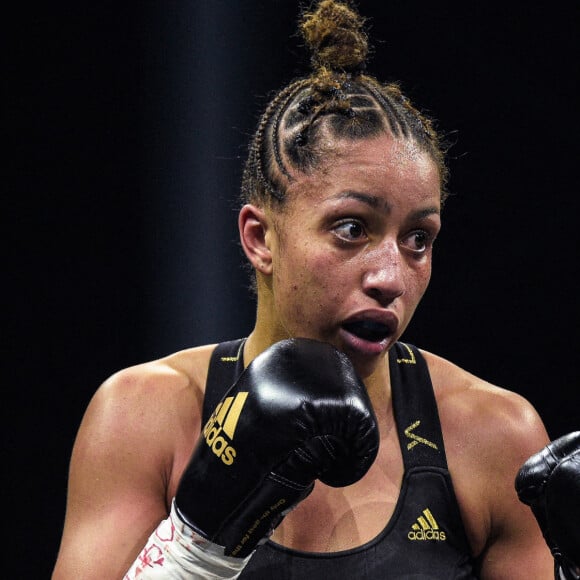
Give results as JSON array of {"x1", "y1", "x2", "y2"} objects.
[{"x1": 361, "y1": 240, "x2": 406, "y2": 304}]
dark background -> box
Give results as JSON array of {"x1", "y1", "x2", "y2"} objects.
[{"x1": 5, "y1": 1, "x2": 578, "y2": 576}]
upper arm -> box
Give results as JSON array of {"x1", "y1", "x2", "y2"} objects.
[
  {"x1": 51, "y1": 361, "x2": 201, "y2": 580},
  {"x1": 474, "y1": 390, "x2": 554, "y2": 579},
  {"x1": 426, "y1": 351, "x2": 555, "y2": 579}
]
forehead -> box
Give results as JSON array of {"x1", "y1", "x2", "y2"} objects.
[{"x1": 285, "y1": 135, "x2": 441, "y2": 205}]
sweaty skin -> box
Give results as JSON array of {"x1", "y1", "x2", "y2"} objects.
[
  {"x1": 52, "y1": 134, "x2": 552, "y2": 579},
  {"x1": 249, "y1": 138, "x2": 440, "y2": 375}
]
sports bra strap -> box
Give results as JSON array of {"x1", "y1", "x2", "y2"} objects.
[
  {"x1": 389, "y1": 342, "x2": 448, "y2": 470},
  {"x1": 202, "y1": 339, "x2": 448, "y2": 472},
  {"x1": 202, "y1": 338, "x2": 246, "y2": 426}
]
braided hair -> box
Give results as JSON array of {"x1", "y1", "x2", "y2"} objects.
[{"x1": 241, "y1": 0, "x2": 448, "y2": 208}]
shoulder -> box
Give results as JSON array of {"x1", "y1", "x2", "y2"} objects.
[
  {"x1": 419, "y1": 348, "x2": 551, "y2": 559},
  {"x1": 72, "y1": 343, "x2": 218, "y2": 491},
  {"x1": 89, "y1": 344, "x2": 217, "y2": 433},
  {"x1": 420, "y1": 347, "x2": 549, "y2": 457}
]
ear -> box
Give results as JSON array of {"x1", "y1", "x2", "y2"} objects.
[{"x1": 238, "y1": 204, "x2": 273, "y2": 275}]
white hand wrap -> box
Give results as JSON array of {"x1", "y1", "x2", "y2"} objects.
[{"x1": 124, "y1": 500, "x2": 253, "y2": 579}]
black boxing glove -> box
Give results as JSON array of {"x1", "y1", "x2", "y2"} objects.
[
  {"x1": 515, "y1": 431, "x2": 580, "y2": 580},
  {"x1": 175, "y1": 337, "x2": 380, "y2": 558}
]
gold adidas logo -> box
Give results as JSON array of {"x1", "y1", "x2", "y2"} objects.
[
  {"x1": 407, "y1": 508, "x2": 446, "y2": 541},
  {"x1": 202, "y1": 391, "x2": 248, "y2": 466}
]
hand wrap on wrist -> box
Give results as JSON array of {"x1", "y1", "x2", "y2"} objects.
[{"x1": 123, "y1": 500, "x2": 253, "y2": 579}]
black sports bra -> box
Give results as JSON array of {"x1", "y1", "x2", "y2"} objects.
[{"x1": 203, "y1": 340, "x2": 477, "y2": 578}]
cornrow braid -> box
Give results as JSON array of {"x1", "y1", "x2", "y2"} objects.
[
  {"x1": 241, "y1": 78, "x2": 310, "y2": 204},
  {"x1": 241, "y1": 0, "x2": 449, "y2": 207}
]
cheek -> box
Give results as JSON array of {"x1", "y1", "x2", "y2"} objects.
[
  {"x1": 415, "y1": 261, "x2": 432, "y2": 296},
  {"x1": 277, "y1": 248, "x2": 345, "y2": 314},
  {"x1": 302, "y1": 250, "x2": 346, "y2": 293},
  {"x1": 400, "y1": 262, "x2": 432, "y2": 319},
  {"x1": 305, "y1": 257, "x2": 350, "y2": 326},
  {"x1": 282, "y1": 256, "x2": 329, "y2": 299}
]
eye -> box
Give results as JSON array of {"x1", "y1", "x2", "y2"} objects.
[
  {"x1": 402, "y1": 229, "x2": 435, "y2": 254},
  {"x1": 332, "y1": 219, "x2": 367, "y2": 242}
]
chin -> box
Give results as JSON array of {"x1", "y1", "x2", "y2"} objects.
[{"x1": 344, "y1": 349, "x2": 386, "y2": 381}]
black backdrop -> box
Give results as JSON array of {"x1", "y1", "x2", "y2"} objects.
[{"x1": 6, "y1": 1, "x2": 579, "y2": 577}]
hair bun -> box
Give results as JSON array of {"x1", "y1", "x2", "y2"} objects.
[{"x1": 300, "y1": 0, "x2": 368, "y2": 73}]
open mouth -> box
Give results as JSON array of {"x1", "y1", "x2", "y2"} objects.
[{"x1": 342, "y1": 320, "x2": 392, "y2": 343}]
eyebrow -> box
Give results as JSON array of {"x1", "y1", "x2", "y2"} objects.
[
  {"x1": 333, "y1": 191, "x2": 440, "y2": 220},
  {"x1": 336, "y1": 190, "x2": 384, "y2": 207}
]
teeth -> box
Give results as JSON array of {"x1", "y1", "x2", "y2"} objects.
[{"x1": 343, "y1": 320, "x2": 390, "y2": 342}]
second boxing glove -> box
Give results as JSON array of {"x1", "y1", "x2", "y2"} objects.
[
  {"x1": 175, "y1": 337, "x2": 380, "y2": 558},
  {"x1": 515, "y1": 431, "x2": 580, "y2": 579}
]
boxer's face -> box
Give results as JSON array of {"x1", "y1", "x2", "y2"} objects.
[{"x1": 266, "y1": 134, "x2": 441, "y2": 377}]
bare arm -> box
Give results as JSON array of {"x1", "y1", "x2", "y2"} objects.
[
  {"x1": 426, "y1": 351, "x2": 554, "y2": 579},
  {"x1": 51, "y1": 359, "x2": 202, "y2": 579},
  {"x1": 476, "y1": 393, "x2": 553, "y2": 579}
]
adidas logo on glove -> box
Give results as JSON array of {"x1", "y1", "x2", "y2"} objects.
[{"x1": 202, "y1": 392, "x2": 249, "y2": 465}]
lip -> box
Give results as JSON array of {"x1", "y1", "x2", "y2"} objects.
[{"x1": 339, "y1": 310, "x2": 399, "y2": 356}]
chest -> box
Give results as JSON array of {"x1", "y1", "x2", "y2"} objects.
[
  {"x1": 269, "y1": 430, "x2": 487, "y2": 559},
  {"x1": 270, "y1": 429, "x2": 404, "y2": 552}
]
